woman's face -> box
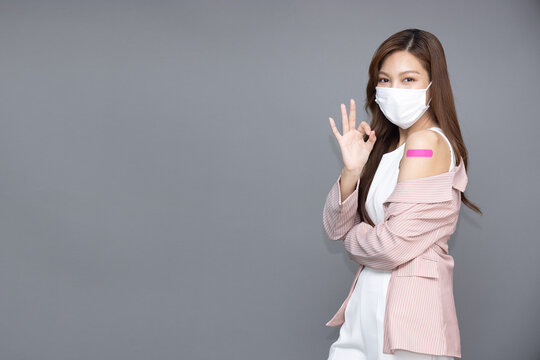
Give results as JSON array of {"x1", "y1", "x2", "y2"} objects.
[{"x1": 377, "y1": 50, "x2": 431, "y2": 90}]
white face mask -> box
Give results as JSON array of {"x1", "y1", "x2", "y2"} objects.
[{"x1": 374, "y1": 81, "x2": 432, "y2": 129}]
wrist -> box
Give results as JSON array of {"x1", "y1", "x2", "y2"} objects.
[{"x1": 341, "y1": 166, "x2": 363, "y2": 179}]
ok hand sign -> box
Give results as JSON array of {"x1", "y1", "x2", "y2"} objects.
[{"x1": 329, "y1": 99, "x2": 377, "y2": 173}]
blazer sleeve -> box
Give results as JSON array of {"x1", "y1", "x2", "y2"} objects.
[
  {"x1": 343, "y1": 197, "x2": 458, "y2": 270},
  {"x1": 322, "y1": 173, "x2": 361, "y2": 241}
]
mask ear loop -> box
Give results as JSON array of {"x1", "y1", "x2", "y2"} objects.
[{"x1": 426, "y1": 81, "x2": 433, "y2": 106}]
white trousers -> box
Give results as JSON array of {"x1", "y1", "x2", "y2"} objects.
[{"x1": 327, "y1": 267, "x2": 454, "y2": 360}]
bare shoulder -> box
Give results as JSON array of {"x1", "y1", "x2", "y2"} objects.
[{"x1": 397, "y1": 129, "x2": 452, "y2": 182}]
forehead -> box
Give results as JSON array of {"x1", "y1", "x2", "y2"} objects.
[{"x1": 379, "y1": 50, "x2": 425, "y2": 75}]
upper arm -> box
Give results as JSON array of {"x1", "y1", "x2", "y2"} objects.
[{"x1": 398, "y1": 130, "x2": 451, "y2": 183}]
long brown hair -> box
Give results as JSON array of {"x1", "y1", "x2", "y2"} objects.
[{"x1": 359, "y1": 28, "x2": 482, "y2": 226}]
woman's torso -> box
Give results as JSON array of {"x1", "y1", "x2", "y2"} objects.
[
  {"x1": 363, "y1": 126, "x2": 455, "y2": 278},
  {"x1": 327, "y1": 127, "x2": 458, "y2": 359},
  {"x1": 365, "y1": 126, "x2": 455, "y2": 226}
]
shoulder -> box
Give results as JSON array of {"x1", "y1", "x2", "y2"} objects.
[{"x1": 397, "y1": 129, "x2": 451, "y2": 182}]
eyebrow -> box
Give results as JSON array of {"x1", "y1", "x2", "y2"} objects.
[{"x1": 378, "y1": 70, "x2": 421, "y2": 76}]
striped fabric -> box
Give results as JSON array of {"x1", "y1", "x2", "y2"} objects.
[{"x1": 322, "y1": 157, "x2": 468, "y2": 358}]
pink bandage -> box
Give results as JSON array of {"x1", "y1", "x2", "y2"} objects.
[{"x1": 406, "y1": 149, "x2": 433, "y2": 157}]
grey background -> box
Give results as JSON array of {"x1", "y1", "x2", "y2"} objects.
[{"x1": 0, "y1": 0, "x2": 538, "y2": 359}]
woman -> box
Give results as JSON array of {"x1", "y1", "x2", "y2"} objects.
[{"x1": 322, "y1": 29, "x2": 481, "y2": 360}]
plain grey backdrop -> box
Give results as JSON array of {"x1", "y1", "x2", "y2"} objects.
[{"x1": 0, "y1": 0, "x2": 539, "y2": 359}]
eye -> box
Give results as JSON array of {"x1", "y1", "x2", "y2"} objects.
[
  {"x1": 378, "y1": 78, "x2": 388, "y2": 83},
  {"x1": 404, "y1": 77, "x2": 415, "y2": 82}
]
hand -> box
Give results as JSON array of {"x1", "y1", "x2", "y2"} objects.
[{"x1": 329, "y1": 99, "x2": 377, "y2": 173}]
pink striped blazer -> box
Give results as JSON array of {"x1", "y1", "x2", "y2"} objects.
[{"x1": 322, "y1": 157, "x2": 468, "y2": 358}]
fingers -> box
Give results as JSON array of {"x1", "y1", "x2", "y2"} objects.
[
  {"x1": 357, "y1": 121, "x2": 372, "y2": 136},
  {"x1": 349, "y1": 99, "x2": 356, "y2": 131},
  {"x1": 328, "y1": 117, "x2": 341, "y2": 141},
  {"x1": 368, "y1": 129, "x2": 376, "y2": 143},
  {"x1": 341, "y1": 103, "x2": 349, "y2": 133},
  {"x1": 362, "y1": 126, "x2": 376, "y2": 146}
]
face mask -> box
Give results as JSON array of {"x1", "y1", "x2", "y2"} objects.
[{"x1": 374, "y1": 81, "x2": 432, "y2": 129}]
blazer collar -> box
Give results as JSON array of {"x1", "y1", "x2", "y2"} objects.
[{"x1": 383, "y1": 157, "x2": 468, "y2": 204}]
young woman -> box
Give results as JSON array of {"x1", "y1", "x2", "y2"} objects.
[{"x1": 322, "y1": 29, "x2": 481, "y2": 360}]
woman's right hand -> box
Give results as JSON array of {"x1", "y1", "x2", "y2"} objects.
[{"x1": 328, "y1": 99, "x2": 377, "y2": 173}]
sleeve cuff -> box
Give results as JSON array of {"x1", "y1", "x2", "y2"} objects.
[{"x1": 337, "y1": 173, "x2": 361, "y2": 207}]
